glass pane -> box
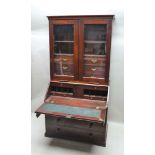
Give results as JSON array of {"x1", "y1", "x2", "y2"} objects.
[
  {"x1": 84, "y1": 24, "x2": 106, "y2": 56},
  {"x1": 54, "y1": 25, "x2": 73, "y2": 41},
  {"x1": 84, "y1": 25, "x2": 106, "y2": 41},
  {"x1": 85, "y1": 42, "x2": 105, "y2": 55},
  {"x1": 84, "y1": 24, "x2": 107, "y2": 79},
  {"x1": 54, "y1": 25, "x2": 74, "y2": 54},
  {"x1": 54, "y1": 42, "x2": 73, "y2": 54},
  {"x1": 54, "y1": 54, "x2": 74, "y2": 76},
  {"x1": 53, "y1": 25, "x2": 74, "y2": 76}
]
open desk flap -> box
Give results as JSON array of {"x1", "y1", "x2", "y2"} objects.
[{"x1": 35, "y1": 102, "x2": 107, "y2": 123}]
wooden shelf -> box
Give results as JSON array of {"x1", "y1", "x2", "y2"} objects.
[
  {"x1": 84, "y1": 54, "x2": 106, "y2": 57},
  {"x1": 55, "y1": 41, "x2": 74, "y2": 43},
  {"x1": 84, "y1": 40, "x2": 106, "y2": 43},
  {"x1": 54, "y1": 53, "x2": 74, "y2": 56}
]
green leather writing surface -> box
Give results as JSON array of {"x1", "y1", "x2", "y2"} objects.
[{"x1": 40, "y1": 103, "x2": 100, "y2": 118}]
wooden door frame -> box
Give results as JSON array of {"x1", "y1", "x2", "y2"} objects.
[
  {"x1": 79, "y1": 19, "x2": 112, "y2": 84},
  {"x1": 49, "y1": 19, "x2": 79, "y2": 81}
]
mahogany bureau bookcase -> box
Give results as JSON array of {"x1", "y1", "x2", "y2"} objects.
[{"x1": 35, "y1": 15, "x2": 114, "y2": 146}]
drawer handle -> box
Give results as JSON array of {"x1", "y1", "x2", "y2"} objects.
[
  {"x1": 89, "y1": 133, "x2": 93, "y2": 136},
  {"x1": 66, "y1": 114, "x2": 72, "y2": 118},
  {"x1": 62, "y1": 58, "x2": 68, "y2": 62},
  {"x1": 56, "y1": 128, "x2": 60, "y2": 132},
  {"x1": 62, "y1": 66, "x2": 68, "y2": 70},
  {"x1": 54, "y1": 58, "x2": 61, "y2": 62},
  {"x1": 57, "y1": 118, "x2": 61, "y2": 122},
  {"x1": 91, "y1": 58, "x2": 97, "y2": 63},
  {"x1": 91, "y1": 68, "x2": 97, "y2": 71}
]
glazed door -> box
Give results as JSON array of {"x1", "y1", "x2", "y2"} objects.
[
  {"x1": 79, "y1": 19, "x2": 112, "y2": 84},
  {"x1": 50, "y1": 20, "x2": 79, "y2": 81}
]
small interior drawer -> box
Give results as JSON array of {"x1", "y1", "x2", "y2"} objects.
[
  {"x1": 50, "y1": 82, "x2": 74, "y2": 97},
  {"x1": 84, "y1": 89, "x2": 108, "y2": 96},
  {"x1": 54, "y1": 63, "x2": 74, "y2": 76},
  {"x1": 84, "y1": 55, "x2": 106, "y2": 66},
  {"x1": 54, "y1": 54, "x2": 73, "y2": 64},
  {"x1": 50, "y1": 85, "x2": 74, "y2": 97},
  {"x1": 84, "y1": 65, "x2": 105, "y2": 78},
  {"x1": 82, "y1": 85, "x2": 108, "y2": 100}
]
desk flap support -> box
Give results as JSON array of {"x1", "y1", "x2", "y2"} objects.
[{"x1": 36, "y1": 112, "x2": 41, "y2": 118}]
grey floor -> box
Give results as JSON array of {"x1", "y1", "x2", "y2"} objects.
[{"x1": 31, "y1": 113, "x2": 123, "y2": 155}]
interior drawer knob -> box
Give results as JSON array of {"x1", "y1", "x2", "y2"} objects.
[
  {"x1": 91, "y1": 68, "x2": 97, "y2": 71},
  {"x1": 62, "y1": 66, "x2": 68, "y2": 70},
  {"x1": 91, "y1": 58, "x2": 97, "y2": 63},
  {"x1": 54, "y1": 58, "x2": 60, "y2": 62},
  {"x1": 66, "y1": 114, "x2": 72, "y2": 118},
  {"x1": 62, "y1": 58, "x2": 68, "y2": 62}
]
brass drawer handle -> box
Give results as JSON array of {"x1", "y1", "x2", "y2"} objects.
[
  {"x1": 62, "y1": 66, "x2": 68, "y2": 70},
  {"x1": 91, "y1": 58, "x2": 97, "y2": 63},
  {"x1": 91, "y1": 68, "x2": 97, "y2": 71},
  {"x1": 54, "y1": 59, "x2": 60, "y2": 62},
  {"x1": 62, "y1": 58, "x2": 68, "y2": 62},
  {"x1": 66, "y1": 114, "x2": 72, "y2": 118}
]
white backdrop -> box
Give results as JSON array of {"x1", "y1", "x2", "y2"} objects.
[{"x1": 31, "y1": 0, "x2": 124, "y2": 123}]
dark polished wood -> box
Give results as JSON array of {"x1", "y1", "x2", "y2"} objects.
[
  {"x1": 35, "y1": 15, "x2": 114, "y2": 147},
  {"x1": 50, "y1": 20, "x2": 79, "y2": 81},
  {"x1": 79, "y1": 19, "x2": 112, "y2": 83},
  {"x1": 47, "y1": 15, "x2": 114, "y2": 20},
  {"x1": 45, "y1": 115, "x2": 107, "y2": 146}
]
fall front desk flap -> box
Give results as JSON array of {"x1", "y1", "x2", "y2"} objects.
[{"x1": 35, "y1": 97, "x2": 107, "y2": 123}]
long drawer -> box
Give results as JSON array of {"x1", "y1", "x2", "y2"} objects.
[
  {"x1": 45, "y1": 115, "x2": 105, "y2": 132},
  {"x1": 45, "y1": 115, "x2": 107, "y2": 146}
]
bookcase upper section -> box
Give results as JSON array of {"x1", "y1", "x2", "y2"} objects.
[{"x1": 48, "y1": 15, "x2": 114, "y2": 85}]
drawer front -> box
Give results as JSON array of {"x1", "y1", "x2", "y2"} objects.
[
  {"x1": 45, "y1": 117, "x2": 106, "y2": 146},
  {"x1": 84, "y1": 65, "x2": 105, "y2": 72},
  {"x1": 83, "y1": 95, "x2": 107, "y2": 101},
  {"x1": 50, "y1": 83, "x2": 74, "y2": 97},
  {"x1": 84, "y1": 65, "x2": 105, "y2": 78},
  {"x1": 45, "y1": 115, "x2": 105, "y2": 132},
  {"x1": 51, "y1": 82, "x2": 74, "y2": 88},
  {"x1": 82, "y1": 85, "x2": 108, "y2": 100},
  {"x1": 54, "y1": 54, "x2": 73, "y2": 65},
  {"x1": 84, "y1": 56, "x2": 106, "y2": 66},
  {"x1": 54, "y1": 63, "x2": 74, "y2": 76},
  {"x1": 45, "y1": 125, "x2": 106, "y2": 144},
  {"x1": 82, "y1": 85, "x2": 108, "y2": 91},
  {"x1": 84, "y1": 73, "x2": 105, "y2": 78}
]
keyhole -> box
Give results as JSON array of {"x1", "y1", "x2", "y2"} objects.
[
  {"x1": 89, "y1": 133, "x2": 93, "y2": 136},
  {"x1": 57, "y1": 118, "x2": 61, "y2": 122},
  {"x1": 89, "y1": 123, "x2": 93, "y2": 128},
  {"x1": 56, "y1": 128, "x2": 60, "y2": 132}
]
